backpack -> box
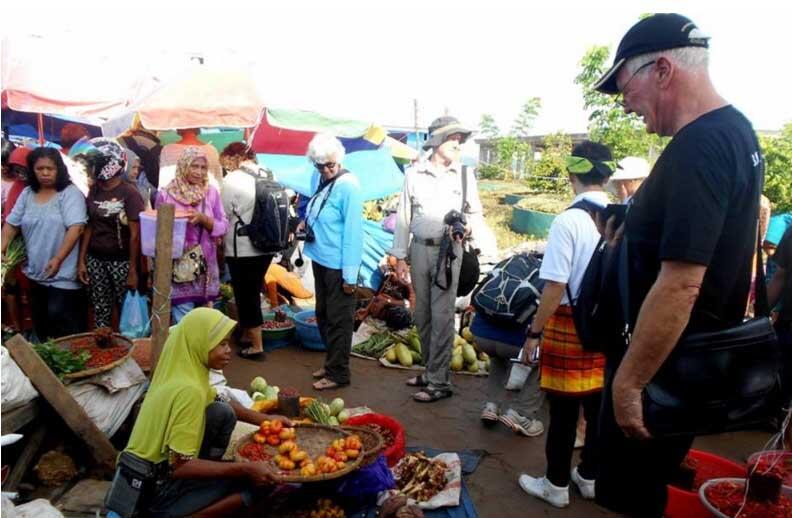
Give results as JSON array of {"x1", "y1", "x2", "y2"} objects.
[
  {"x1": 471, "y1": 252, "x2": 545, "y2": 325},
  {"x1": 234, "y1": 166, "x2": 291, "y2": 255},
  {"x1": 564, "y1": 199, "x2": 625, "y2": 352}
]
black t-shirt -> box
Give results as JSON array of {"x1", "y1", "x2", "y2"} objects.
[
  {"x1": 774, "y1": 226, "x2": 792, "y2": 324},
  {"x1": 87, "y1": 181, "x2": 145, "y2": 260},
  {"x1": 625, "y1": 105, "x2": 763, "y2": 333}
]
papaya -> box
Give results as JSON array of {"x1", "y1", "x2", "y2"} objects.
[
  {"x1": 450, "y1": 353, "x2": 464, "y2": 371},
  {"x1": 461, "y1": 327, "x2": 474, "y2": 342},
  {"x1": 385, "y1": 347, "x2": 397, "y2": 363},
  {"x1": 478, "y1": 351, "x2": 489, "y2": 361},
  {"x1": 408, "y1": 335, "x2": 421, "y2": 353},
  {"x1": 467, "y1": 360, "x2": 480, "y2": 373},
  {"x1": 395, "y1": 343, "x2": 413, "y2": 367},
  {"x1": 410, "y1": 349, "x2": 422, "y2": 365},
  {"x1": 462, "y1": 343, "x2": 477, "y2": 364}
]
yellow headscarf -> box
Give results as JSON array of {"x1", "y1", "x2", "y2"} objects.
[
  {"x1": 124, "y1": 308, "x2": 236, "y2": 463},
  {"x1": 165, "y1": 146, "x2": 210, "y2": 206}
]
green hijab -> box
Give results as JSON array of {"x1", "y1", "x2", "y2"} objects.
[{"x1": 125, "y1": 308, "x2": 237, "y2": 463}]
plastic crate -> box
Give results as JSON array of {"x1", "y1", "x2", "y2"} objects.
[{"x1": 665, "y1": 449, "x2": 745, "y2": 518}]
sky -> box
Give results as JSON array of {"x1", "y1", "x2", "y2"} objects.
[{"x1": 3, "y1": 0, "x2": 792, "y2": 136}]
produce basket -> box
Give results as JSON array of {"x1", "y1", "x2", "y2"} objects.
[
  {"x1": 346, "y1": 413, "x2": 406, "y2": 467},
  {"x1": 53, "y1": 332, "x2": 133, "y2": 380},
  {"x1": 295, "y1": 310, "x2": 325, "y2": 351},
  {"x1": 235, "y1": 423, "x2": 363, "y2": 483},
  {"x1": 699, "y1": 477, "x2": 792, "y2": 518},
  {"x1": 665, "y1": 449, "x2": 745, "y2": 518},
  {"x1": 261, "y1": 312, "x2": 296, "y2": 351},
  {"x1": 341, "y1": 425, "x2": 384, "y2": 467}
]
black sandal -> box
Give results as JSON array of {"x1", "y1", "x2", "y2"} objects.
[
  {"x1": 405, "y1": 374, "x2": 428, "y2": 387},
  {"x1": 237, "y1": 347, "x2": 266, "y2": 361},
  {"x1": 413, "y1": 387, "x2": 453, "y2": 403}
]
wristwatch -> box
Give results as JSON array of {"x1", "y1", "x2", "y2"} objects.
[{"x1": 528, "y1": 330, "x2": 543, "y2": 339}]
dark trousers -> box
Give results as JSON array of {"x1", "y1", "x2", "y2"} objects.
[
  {"x1": 776, "y1": 323, "x2": 792, "y2": 408},
  {"x1": 149, "y1": 402, "x2": 248, "y2": 517},
  {"x1": 596, "y1": 358, "x2": 694, "y2": 517},
  {"x1": 227, "y1": 255, "x2": 273, "y2": 328},
  {"x1": 545, "y1": 391, "x2": 601, "y2": 487},
  {"x1": 28, "y1": 279, "x2": 85, "y2": 341},
  {"x1": 312, "y1": 262, "x2": 355, "y2": 385}
]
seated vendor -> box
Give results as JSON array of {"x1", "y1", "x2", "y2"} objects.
[{"x1": 116, "y1": 307, "x2": 289, "y2": 517}]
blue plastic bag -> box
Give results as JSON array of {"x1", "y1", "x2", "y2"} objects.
[
  {"x1": 336, "y1": 455, "x2": 396, "y2": 505},
  {"x1": 120, "y1": 291, "x2": 151, "y2": 338}
]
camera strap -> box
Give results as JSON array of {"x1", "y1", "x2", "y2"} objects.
[{"x1": 305, "y1": 171, "x2": 347, "y2": 230}]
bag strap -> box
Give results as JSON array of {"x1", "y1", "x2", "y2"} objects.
[
  {"x1": 306, "y1": 171, "x2": 347, "y2": 228},
  {"x1": 753, "y1": 225, "x2": 770, "y2": 317},
  {"x1": 461, "y1": 165, "x2": 468, "y2": 214}
]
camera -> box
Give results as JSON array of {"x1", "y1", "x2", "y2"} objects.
[
  {"x1": 443, "y1": 210, "x2": 467, "y2": 240},
  {"x1": 299, "y1": 224, "x2": 315, "y2": 243}
]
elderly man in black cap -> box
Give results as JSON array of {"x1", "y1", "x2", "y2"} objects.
[
  {"x1": 592, "y1": 14, "x2": 766, "y2": 517},
  {"x1": 389, "y1": 116, "x2": 482, "y2": 403}
]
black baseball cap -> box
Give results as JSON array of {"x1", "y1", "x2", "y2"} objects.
[{"x1": 594, "y1": 13, "x2": 710, "y2": 94}]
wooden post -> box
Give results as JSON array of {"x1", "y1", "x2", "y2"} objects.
[
  {"x1": 150, "y1": 203, "x2": 175, "y2": 374},
  {"x1": 5, "y1": 335, "x2": 117, "y2": 472}
]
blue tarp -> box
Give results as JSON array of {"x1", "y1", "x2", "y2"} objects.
[
  {"x1": 360, "y1": 220, "x2": 394, "y2": 290},
  {"x1": 257, "y1": 147, "x2": 404, "y2": 201},
  {"x1": 2, "y1": 109, "x2": 102, "y2": 143}
]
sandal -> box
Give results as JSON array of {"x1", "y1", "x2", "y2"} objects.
[
  {"x1": 312, "y1": 368, "x2": 326, "y2": 379},
  {"x1": 237, "y1": 347, "x2": 266, "y2": 361},
  {"x1": 481, "y1": 402, "x2": 499, "y2": 425},
  {"x1": 405, "y1": 375, "x2": 428, "y2": 387},
  {"x1": 313, "y1": 377, "x2": 348, "y2": 391},
  {"x1": 413, "y1": 387, "x2": 453, "y2": 403}
]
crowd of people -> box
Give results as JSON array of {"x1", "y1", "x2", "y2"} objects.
[{"x1": 2, "y1": 12, "x2": 791, "y2": 518}]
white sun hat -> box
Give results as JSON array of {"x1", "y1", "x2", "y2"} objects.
[{"x1": 610, "y1": 156, "x2": 650, "y2": 181}]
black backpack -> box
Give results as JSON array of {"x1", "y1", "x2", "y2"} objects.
[
  {"x1": 233, "y1": 166, "x2": 291, "y2": 255},
  {"x1": 471, "y1": 252, "x2": 545, "y2": 325},
  {"x1": 564, "y1": 199, "x2": 625, "y2": 352}
]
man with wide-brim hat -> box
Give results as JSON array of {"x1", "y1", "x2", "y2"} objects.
[
  {"x1": 592, "y1": 14, "x2": 765, "y2": 517},
  {"x1": 389, "y1": 115, "x2": 482, "y2": 403},
  {"x1": 607, "y1": 156, "x2": 650, "y2": 203}
]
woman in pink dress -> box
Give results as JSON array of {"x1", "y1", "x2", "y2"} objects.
[{"x1": 156, "y1": 147, "x2": 229, "y2": 323}]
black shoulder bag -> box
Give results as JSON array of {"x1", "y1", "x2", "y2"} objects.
[
  {"x1": 457, "y1": 166, "x2": 480, "y2": 297},
  {"x1": 627, "y1": 231, "x2": 781, "y2": 437}
]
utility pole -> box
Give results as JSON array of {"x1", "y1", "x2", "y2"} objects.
[{"x1": 413, "y1": 98, "x2": 420, "y2": 151}]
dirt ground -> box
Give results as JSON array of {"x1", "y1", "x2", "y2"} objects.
[{"x1": 224, "y1": 343, "x2": 772, "y2": 517}]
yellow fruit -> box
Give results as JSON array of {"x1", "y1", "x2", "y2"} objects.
[
  {"x1": 462, "y1": 327, "x2": 474, "y2": 341},
  {"x1": 290, "y1": 449, "x2": 308, "y2": 462},
  {"x1": 278, "y1": 441, "x2": 296, "y2": 454}
]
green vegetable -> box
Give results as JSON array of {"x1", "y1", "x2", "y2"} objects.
[
  {"x1": 395, "y1": 343, "x2": 413, "y2": 367},
  {"x1": 306, "y1": 399, "x2": 333, "y2": 425},
  {"x1": 450, "y1": 353, "x2": 464, "y2": 372},
  {"x1": 329, "y1": 398, "x2": 345, "y2": 416},
  {"x1": 352, "y1": 333, "x2": 395, "y2": 358},
  {"x1": 1, "y1": 237, "x2": 26, "y2": 283},
  {"x1": 263, "y1": 386, "x2": 279, "y2": 401},
  {"x1": 328, "y1": 416, "x2": 340, "y2": 426},
  {"x1": 385, "y1": 347, "x2": 397, "y2": 363},
  {"x1": 33, "y1": 340, "x2": 90, "y2": 379},
  {"x1": 250, "y1": 376, "x2": 268, "y2": 394},
  {"x1": 252, "y1": 391, "x2": 267, "y2": 401},
  {"x1": 337, "y1": 409, "x2": 350, "y2": 424},
  {"x1": 408, "y1": 335, "x2": 421, "y2": 354},
  {"x1": 462, "y1": 344, "x2": 477, "y2": 365},
  {"x1": 410, "y1": 349, "x2": 422, "y2": 365},
  {"x1": 467, "y1": 360, "x2": 480, "y2": 373}
]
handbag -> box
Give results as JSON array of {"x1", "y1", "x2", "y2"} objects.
[
  {"x1": 634, "y1": 231, "x2": 781, "y2": 437},
  {"x1": 172, "y1": 201, "x2": 207, "y2": 284},
  {"x1": 457, "y1": 166, "x2": 480, "y2": 297}
]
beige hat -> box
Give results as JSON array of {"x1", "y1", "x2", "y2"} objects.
[{"x1": 610, "y1": 156, "x2": 650, "y2": 181}]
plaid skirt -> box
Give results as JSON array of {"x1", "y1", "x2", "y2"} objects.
[{"x1": 539, "y1": 305, "x2": 605, "y2": 395}]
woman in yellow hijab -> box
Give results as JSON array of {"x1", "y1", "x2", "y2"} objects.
[{"x1": 122, "y1": 307, "x2": 289, "y2": 517}]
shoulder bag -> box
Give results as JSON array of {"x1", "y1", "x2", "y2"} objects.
[
  {"x1": 172, "y1": 200, "x2": 208, "y2": 284},
  {"x1": 457, "y1": 166, "x2": 480, "y2": 297}
]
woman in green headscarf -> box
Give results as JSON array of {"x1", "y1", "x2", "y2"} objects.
[{"x1": 122, "y1": 307, "x2": 288, "y2": 517}]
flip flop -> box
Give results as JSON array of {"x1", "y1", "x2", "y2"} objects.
[
  {"x1": 312, "y1": 378, "x2": 348, "y2": 391},
  {"x1": 413, "y1": 388, "x2": 453, "y2": 403},
  {"x1": 237, "y1": 347, "x2": 266, "y2": 361},
  {"x1": 312, "y1": 368, "x2": 326, "y2": 379},
  {"x1": 405, "y1": 375, "x2": 428, "y2": 387}
]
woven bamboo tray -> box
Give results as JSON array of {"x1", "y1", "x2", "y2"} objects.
[
  {"x1": 341, "y1": 425, "x2": 384, "y2": 466},
  {"x1": 53, "y1": 332, "x2": 133, "y2": 380},
  {"x1": 235, "y1": 423, "x2": 363, "y2": 483}
]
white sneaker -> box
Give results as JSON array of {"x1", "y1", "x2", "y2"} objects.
[
  {"x1": 518, "y1": 474, "x2": 569, "y2": 508},
  {"x1": 499, "y1": 409, "x2": 545, "y2": 437},
  {"x1": 570, "y1": 466, "x2": 596, "y2": 499}
]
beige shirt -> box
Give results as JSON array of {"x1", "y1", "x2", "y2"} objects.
[{"x1": 390, "y1": 160, "x2": 482, "y2": 259}]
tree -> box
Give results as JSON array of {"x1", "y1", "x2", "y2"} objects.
[
  {"x1": 760, "y1": 122, "x2": 792, "y2": 212},
  {"x1": 479, "y1": 113, "x2": 500, "y2": 140},
  {"x1": 574, "y1": 45, "x2": 667, "y2": 160},
  {"x1": 510, "y1": 97, "x2": 542, "y2": 138},
  {"x1": 529, "y1": 132, "x2": 573, "y2": 194}
]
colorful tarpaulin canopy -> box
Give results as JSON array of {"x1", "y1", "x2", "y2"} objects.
[
  {"x1": 258, "y1": 147, "x2": 403, "y2": 201},
  {"x1": 1, "y1": 108, "x2": 102, "y2": 143}
]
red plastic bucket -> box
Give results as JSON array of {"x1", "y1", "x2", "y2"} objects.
[
  {"x1": 347, "y1": 413, "x2": 406, "y2": 467},
  {"x1": 665, "y1": 449, "x2": 745, "y2": 518}
]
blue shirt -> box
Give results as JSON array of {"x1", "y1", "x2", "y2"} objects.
[
  {"x1": 303, "y1": 170, "x2": 363, "y2": 284},
  {"x1": 7, "y1": 185, "x2": 87, "y2": 289}
]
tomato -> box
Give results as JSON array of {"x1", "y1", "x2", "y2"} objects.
[
  {"x1": 266, "y1": 434, "x2": 281, "y2": 446},
  {"x1": 270, "y1": 420, "x2": 284, "y2": 434},
  {"x1": 253, "y1": 433, "x2": 267, "y2": 444}
]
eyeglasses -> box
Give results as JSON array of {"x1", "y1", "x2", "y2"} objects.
[
  {"x1": 614, "y1": 60, "x2": 656, "y2": 108},
  {"x1": 565, "y1": 156, "x2": 616, "y2": 175},
  {"x1": 315, "y1": 162, "x2": 337, "y2": 171}
]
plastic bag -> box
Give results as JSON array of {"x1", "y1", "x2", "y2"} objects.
[
  {"x1": 120, "y1": 291, "x2": 150, "y2": 339},
  {"x1": 337, "y1": 455, "x2": 395, "y2": 504},
  {"x1": 1, "y1": 346, "x2": 38, "y2": 411}
]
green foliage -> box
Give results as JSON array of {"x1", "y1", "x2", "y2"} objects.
[
  {"x1": 574, "y1": 45, "x2": 667, "y2": 160},
  {"x1": 34, "y1": 340, "x2": 90, "y2": 379},
  {"x1": 760, "y1": 123, "x2": 792, "y2": 212},
  {"x1": 481, "y1": 135, "x2": 534, "y2": 181},
  {"x1": 510, "y1": 97, "x2": 542, "y2": 138},
  {"x1": 528, "y1": 132, "x2": 573, "y2": 194},
  {"x1": 479, "y1": 113, "x2": 500, "y2": 140}
]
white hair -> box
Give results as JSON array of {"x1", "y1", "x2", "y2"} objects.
[
  {"x1": 307, "y1": 133, "x2": 345, "y2": 164},
  {"x1": 625, "y1": 46, "x2": 709, "y2": 76}
]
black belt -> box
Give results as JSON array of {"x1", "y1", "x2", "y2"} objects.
[{"x1": 414, "y1": 237, "x2": 443, "y2": 247}]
